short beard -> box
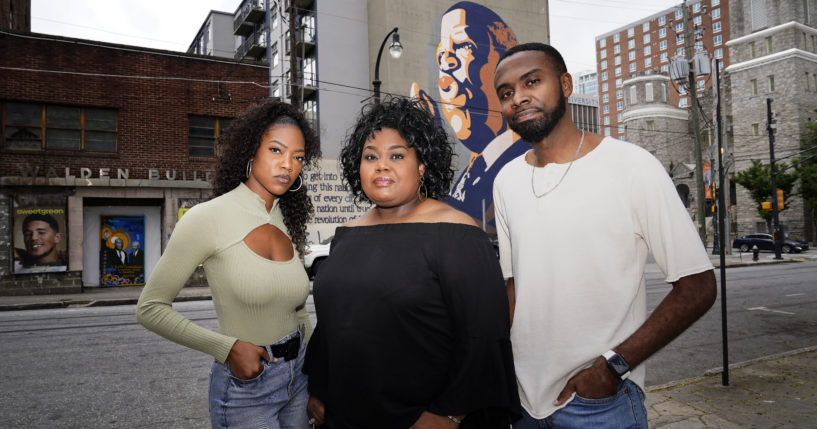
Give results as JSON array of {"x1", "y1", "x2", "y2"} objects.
[{"x1": 509, "y1": 92, "x2": 567, "y2": 143}]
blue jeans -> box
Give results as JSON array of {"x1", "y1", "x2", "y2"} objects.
[
  {"x1": 513, "y1": 379, "x2": 647, "y2": 429},
  {"x1": 209, "y1": 330, "x2": 309, "y2": 429}
]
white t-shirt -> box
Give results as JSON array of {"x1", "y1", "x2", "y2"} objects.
[{"x1": 493, "y1": 137, "x2": 713, "y2": 419}]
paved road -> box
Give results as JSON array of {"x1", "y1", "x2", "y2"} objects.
[{"x1": 0, "y1": 261, "x2": 814, "y2": 427}]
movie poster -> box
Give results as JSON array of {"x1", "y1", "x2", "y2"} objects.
[
  {"x1": 100, "y1": 215, "x2": 145, "y2": 287},
  {"x1": 12, "y1": 206, "x2": 68, "y2": 274}
]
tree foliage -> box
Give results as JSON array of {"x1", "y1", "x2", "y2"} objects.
[
  {"x1": 795, "y1": 111, "x2": 817, "y2": 240},
  {"x1": 733, "y1": 159, "x2": 798, "y2": 226}
]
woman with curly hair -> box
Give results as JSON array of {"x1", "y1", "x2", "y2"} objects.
[
  {"x1": 137, "y1": 100, "x2": 320, "y2": 428},
  {"x1": 304, "y1": 97, "x2": 520, "y2": 428}
]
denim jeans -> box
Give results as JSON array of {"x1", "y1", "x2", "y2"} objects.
[
  {"x1": 209, "y1": 329, "x2": 309, "y2": 429},
  {"x1": 513, "y1": 379, "x2": 647, "y2": 429}
]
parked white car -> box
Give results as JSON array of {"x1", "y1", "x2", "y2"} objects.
[{"x1": 304, "y1": 236, "x2": 332, "y2": 279}]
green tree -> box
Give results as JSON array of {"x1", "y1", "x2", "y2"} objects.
[
  {"x1": 733, "y1": 159, "x2": 797, "y2": 233},
  {"x1": 794, "y1": 112, "x2": 817, "y2": 242}
]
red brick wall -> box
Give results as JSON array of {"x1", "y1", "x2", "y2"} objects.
[{"x1": 0, "y1": 32, "x2": 270, "y2": 179}]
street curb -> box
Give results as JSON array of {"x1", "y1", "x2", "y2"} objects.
[
  {"x1": 646, "y1": 344, "x2": 817, "y2": 392},
  {"x1": 0, "y1": 294, "x2": 213, "y2": 312},
  {"x1": 713, "y1": 258, "x2": 805, "y2": 268}
]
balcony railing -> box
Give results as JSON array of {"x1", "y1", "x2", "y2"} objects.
[
  {"x1": 235, "y1": 30, "x2": 267, "y2": 60},
  {"x1": 233, "y1": 0, "x2": 265, "y2": 36}
]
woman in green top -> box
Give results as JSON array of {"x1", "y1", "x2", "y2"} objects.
[{"x1": 137, "y1": 100, "x2": 320, "y2": 428}]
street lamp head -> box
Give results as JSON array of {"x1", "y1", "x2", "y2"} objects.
[{"x1": 389, "y1": 32, "x2": 403, "y2": 59}]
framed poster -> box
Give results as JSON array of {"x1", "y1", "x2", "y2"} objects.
[
  {"x1": 12, "y1": 207, "x2": 68, "y2": 274},
  {"x1": 100, "y1": 215, "x2": 145, "y2": 287}
]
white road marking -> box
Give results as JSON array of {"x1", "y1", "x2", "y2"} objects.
[{"x1": 747, "y1": 306, "x2": 795, "y2": 315}]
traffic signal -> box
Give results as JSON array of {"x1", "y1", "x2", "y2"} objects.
[{"x1": 777, "y1": 189, "x2": 784, "y2": 210}]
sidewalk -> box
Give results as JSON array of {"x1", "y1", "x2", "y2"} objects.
[{"x1": 1, "y1": 251, "x2": 815, "y2": 427}]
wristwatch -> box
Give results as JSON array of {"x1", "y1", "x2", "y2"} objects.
[{"x1": 603, "y1": 350, "x2": 631, "y2": 380}]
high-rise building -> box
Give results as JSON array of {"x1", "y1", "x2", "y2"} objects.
[
  {"x1": 595, "y1": 1, "x2": 731, "y2": 139},
  {"x1": 574, "y1": 70, "x2": 599, "y2": 96}
]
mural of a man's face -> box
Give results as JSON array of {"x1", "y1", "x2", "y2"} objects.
[
  {"x1": 437, "y1": 8, "x2": 482, "y2": 141},
  {"x1": 114, "y1": 238, "x2": 124, "y2": 250},
  {"x1": 132, "y1": 241, "x2": 140, "y2": 251}
]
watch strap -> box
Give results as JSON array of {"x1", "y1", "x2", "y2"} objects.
[{"x1": 603, "y1": 349, "x2": 631, "y2": 380}]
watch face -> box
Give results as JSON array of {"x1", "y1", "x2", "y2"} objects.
[{"x1": 606, "y1": 353, "x2": 630, "y2": 377}]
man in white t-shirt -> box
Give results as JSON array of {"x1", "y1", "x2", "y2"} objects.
[{"x1": 492, "y1": 42, "x2": 717, "y2": 428}]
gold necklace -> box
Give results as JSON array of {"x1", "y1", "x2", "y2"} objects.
[{"x1": 530, "y1": 130, "x2": 585, "y2": 198}]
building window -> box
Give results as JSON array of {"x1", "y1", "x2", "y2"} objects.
[
  {"x1": 602, "y1": 82, "x2": 609, "y2": 91},
  {"x1": 675, "y1": 22, "x2": 684, "y2": 33},
  {"x1": 765, "y1": 36, "x2": 773, "y2": 53},
  {"x1": 661, "y1": 64, "x2": 669, "y2": 73},
  {"x1": 615, "y1": 67, "x2": 622, "y2": 76},
  {"x1": 676, "y1": 47, "x2": 686, "y2": 57},
  {"x1": 630, "y1": 63, "x2": 637, "y2": 72},
  {"x1": 272, "y1": 42, "x2": 279, "y2": 67},
  {"x1": 660, "y1": 27, "x2": 667, "y2": 38},
  {"x1": 189, "y1": 116, "x2": 231, "y2": 157},
  {"x1": 679, "y1": 97, "x2": 688, "y2": 107},
  {"x1": 713, "y1": 22, "x2": 722, "y2": 33},
  {"x1": 679, "y1": 85, "x2": 688, "y2": 95},
  {"x1": 697, "y1": 80, "x2": 705, "y2": 91},
  {"x1": 628, "y1": 27, "x2": 635, "y2": 38},
  {"x1": 602, "y1": 60, "x2": 608, "y2": 70},
  {"x1": 712, "y1": 0, "x2": 720, "y2": 5},
  {"x1": 675, "y1": 8, "x2": 683, "y2": 19},
  {"x1": 713, "y1": 35, "x2": 722, "y2": 47},
  {"x1": 616, "y1": 78, "x2": 623, "y2": 87},
  {"x1": 644, "y1": 45, "x2": 651, "y2": 55},
  {"x1": 693, "y1": 2, "x2": 701, "y2": 13},
  {"x1": 604, "y1": 127, "x2": 611, "y2": 136},
  {"x1": 615, "y1": 55, "x2": 621, "y2": 65},
  {"x1": 694, "y1": 16, "x2": 702, "y2": 26},
  {"x1": 618, "y1": 125, "x2": 625, "y2": 135},
  {"x1": 643, "y1": 22, "x2": 650, "y2": 32},
  {"x1": 645, "y1": 82, "x2": 654, "y2": 101},
  {"x1": 752, "y1": 0, "x2": 767, "y2": 30},
  {"x1": 661, "y1": 52, "x2": 669, "y2": 62},
  {"x1": 750, "y1": 79, "x2": 758, "y2": 95},
  {"x1": 677, "y1": 34, "x2": 685, "y2": 45},
  {"x1": 752, "y1": 123, "x2": 760, "y2": 136},
  {"x1": 2, "y1": 102, "x2": 117, "y2": 151},
  {"x1": 273, "y1": 80, "x2": 281, "y2": 98},
  {"x1": 616, "y1": 89, "x2": 623, "y2": 99},
  {"x1": 630, "y1": 86, "x2": 637, "y2": 104},
  {"x1": 614, "y1": 44, "x2": 621, "y2": 54},
  {"x1": 628, "y1": 39, "x2": 635, "y2": 49},
  {"x1": 659, "y1": 16, "x2": 666, "y2": 26},
  {"x1": 807, "y1": 72, "x2": 812, "y2": 90},
  {"x1": 602, "y1": 94, "x2": 609, "y2": 102},
  {"x1": 629, "y1": 51, "x2": 636, "y2": 61},
  {"x1": 813, "y1": 74, "x2": 817, "y2": 91},
  {"x1": 660, "y1": 40, "x2": 667, "y2": 51},
  {"x1": 712, "y1": 8, "x2": 721, "y2": 19},
  {"x1": 601, "y1": 71, "x2": 608, "y2": 80},
  {"x1": 603, "y1": 105, "x2": 610, "y2": 114},
  {"x1": 613, "y1": 33, "x2": 620, "y2": 43},
  {"x1": 604, "y1": 116, "x2": 610, "y2": 125},
  {"x1": 600, "y1": 49, "x2": 607, "y2": 59},
  {"x1": 645, "y1": 57, "x2": 652, "y2": 67},
  {"x1": 646, "y1": 119, "x2": 655, "y2": 135},
  {"x1": 715, "y1": 48, "x2": 723, "y2": 59},
  {"x1": 617, "y1": 101, "x2": 624, "y2": 110},
  {"x1": 600, "y1": 38, "x2": 607, "y2": 48},
  {"x1": 749, "y1": 41, "x2": 756, "y2": 58},
  {"x1": 768, "y1": 75, "x2": 775, "y2": 92},
  {"x1": 696, "y1": 41, "x2": 704, "y2": 51},
  {"x1": 617, "y1": 113, "x2": 623, "y2": 121}
]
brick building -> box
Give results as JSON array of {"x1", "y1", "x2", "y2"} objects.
[
  {"x1": 0, "y1": 30, "x2": 269, "y2": 294},
  {"x1": 595, "y1": 0, "x2": 731, "y2": 140}
]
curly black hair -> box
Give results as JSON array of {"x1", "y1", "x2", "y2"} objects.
[
  {"x1": 340, "y1": 97, "x2": 455, "y2": 205},
  {"x1": 212, "y1": 100, "x2": 321, "y2": 254}
]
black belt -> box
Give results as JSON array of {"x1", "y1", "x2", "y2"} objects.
[{"x1": 267, "y1": 333, "x2": 301, "y2": 361}]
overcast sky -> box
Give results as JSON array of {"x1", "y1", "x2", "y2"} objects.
[{"x1": 31, "y1": 0, "x2": 682, "y2": 75}]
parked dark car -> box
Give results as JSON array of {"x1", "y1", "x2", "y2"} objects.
[{"x1": 732, "y1": 233, "x2": 809, "y2": 253}]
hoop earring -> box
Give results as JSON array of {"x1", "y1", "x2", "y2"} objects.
[
  {"x1": 245, "y1": 160, "x2": 253, "y2": 179},
  {"x1": 288, "y1": 173, "x2": 303, "y2": 192},
  {"x1": 418, "y1": 176, "x2": 428, "y2": 200}
]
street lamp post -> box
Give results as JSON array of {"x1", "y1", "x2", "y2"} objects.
[{"x1": 372, "y1": 27, "x2": 402, "y2": 104}]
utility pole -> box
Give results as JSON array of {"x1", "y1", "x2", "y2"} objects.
[
  {"x1": 766, "y1": 98, "x2": 783, "y2": 260},
  {"x1": 681, "y1": 2, "x2": 708, "y2": 244},
  {"x1": 265, "y1": 2, "x2": 273, "y2": 98},
  {"x1": 714, "y1": 58, "x2": 729, "y2": 386}
]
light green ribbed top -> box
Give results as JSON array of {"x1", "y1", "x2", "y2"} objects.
[{"x1": 136, "y1": 183, "x2": 312, "y2": 364}]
